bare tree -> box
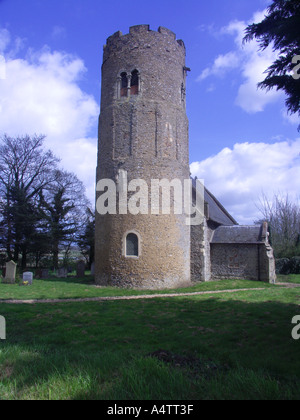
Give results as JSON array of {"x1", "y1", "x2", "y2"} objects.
[
  {"x1": 77, "y1": 207, "x2": 95, "y2": 268},
  {"x1": 0, "y1": 134, "x2": 60, "y2": 267},
  {"x1": 39, "y1": 169, "x2": 90, "y2": 269},
  {"x1": 256, "y1": 192, "x2": 300, "y2": 257}
]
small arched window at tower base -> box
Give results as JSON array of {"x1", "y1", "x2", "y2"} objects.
[{"x1": 123, "y1": 231, "x2": 141, "y2": 258}]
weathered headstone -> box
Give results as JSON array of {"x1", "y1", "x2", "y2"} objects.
[
  {"x1": 3, "y1": 261, "x2": 17, "y2": 284},
  {"x1": 76, "y1": 260, "x2": 86, "y2": 277},
  {"x1": 0, "y1": 315, "x2": 6, "y2": 340},
  {"x1": 22, "y1": 272, "x2": 33, "y2": 285},
  {"x1": 57, "y1": 267, "x2": 68, "y2": 278}
]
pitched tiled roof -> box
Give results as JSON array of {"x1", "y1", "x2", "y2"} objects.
[{"x1": 211, "y1": 225, "x2": 263, "y2": 244}]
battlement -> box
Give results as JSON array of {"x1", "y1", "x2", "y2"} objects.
[{"x1": 104, "y1": 25, "x2": 185, "y2": 51}]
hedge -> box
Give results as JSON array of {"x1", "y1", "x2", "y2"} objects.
[{"x1": 276, "y1": 257, "x2": 300, "y2": 274}]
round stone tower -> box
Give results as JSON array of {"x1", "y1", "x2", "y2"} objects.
[{"x1": 95, "y1": 25, "x2": 191, "y2": 289}]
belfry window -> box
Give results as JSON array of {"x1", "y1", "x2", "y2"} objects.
[
  {"x1": 120, "y1": 72, "x2": 128, "y2": 97},
  {"x1": 130, "y1": 70, "x2": 139, "y2": 95},
  {"x1": 119, "y1": 70, "x2": 140, "y2": 98},
  {"x1": 126, "y1": 233, "x2": 139, "y2": 257}
]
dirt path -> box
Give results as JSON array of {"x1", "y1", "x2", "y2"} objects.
[
  {"x1": 0, "y1": 283, "x2": 299, "y2": 305},
  {"x1": 274, "y1": 282, "x2": 300, "y2": 288},
  {"x1": 0, "y1": 287, "x2": 274, "y2": 305}
]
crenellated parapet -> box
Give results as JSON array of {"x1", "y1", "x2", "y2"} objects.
[{"x1": 103, "y1": 25, "x2": 185, "y2": 60}]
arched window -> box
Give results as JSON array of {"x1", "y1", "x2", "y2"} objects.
[
  {"x1": 126, "y1": 233, "x2": 139, "y2": 257},
  {"x1": 130, "y1": 69, "x2": 139, "y2": 95},
  {"x1": 120, "y1": 72, "x2": 128, "y2": 97}
]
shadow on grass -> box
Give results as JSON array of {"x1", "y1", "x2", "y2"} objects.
[{"x1": 0, "y1": 289, "x2": 300, "y2": 400}]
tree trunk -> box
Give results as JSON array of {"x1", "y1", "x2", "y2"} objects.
[
  {"x1": 53, "y1": 242, "x2": 59, "y2": 270},
  {"x1": 21, "y1": 245, "x2": 27, "y2": 270}
]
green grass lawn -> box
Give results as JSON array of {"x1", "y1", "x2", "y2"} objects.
[
  {"x1": 0, "y1": 276, "x2": 299, "y2": 400},
  {"x1": 0, "y1": 275, "x2": 277, "y2": 301},
  {"x1": 277, "y1": 274, "x2": 300, "y2": 284}
]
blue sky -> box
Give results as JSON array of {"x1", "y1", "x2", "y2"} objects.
[{"x1": 0, "y1": 0, "x2": 299, "y2": 224}]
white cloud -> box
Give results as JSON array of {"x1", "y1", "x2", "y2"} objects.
[
  {"x1": 0, "y1": 30, "x2": 99, "y2": 205},
  {"x1": 190, "y1": 139, "x2": 300, "y2": 224},
  {"x1": 0, "y1": 27, "x2": 25, "y2": 58},
  {"x1": 197, "y1": 51, "x2": 240, "y2": 81},
  {"x1": 0, "y1": 28, "x2": 10, "y2": 52},
  {"x1": 197, "y1": 11, "x2": 284, "y2": 114}
]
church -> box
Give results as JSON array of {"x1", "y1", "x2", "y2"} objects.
[{"x1": 94, "y1": 25, "x2": 276, "y2": 289}]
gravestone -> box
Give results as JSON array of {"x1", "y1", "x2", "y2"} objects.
[
  {"x1": 57, "y1": 267, "x2": 68, "y2": 278},
  {"x1": 3, "y1": 261, "x2": 17, "y2": 284},
  {"x1": 0, "y1": 315, "x2": 5, "y2": 340},
  {"x1": 76, "y1": 260, "x2": 85, "y2": 277},
  {"x1": 22, "y1": 272, "x2": 33, "y2": 285}
]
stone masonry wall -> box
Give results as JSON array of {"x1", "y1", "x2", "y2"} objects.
[
  {"x1": 95, "y1": 26, "x2": 191, "y2": 289},
  {"x1": 191, "y1": 219, "x2": 212, "y2": 282},
  {"x1": 210, "y1": 243, "x2": 260, "y2": 281}
]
